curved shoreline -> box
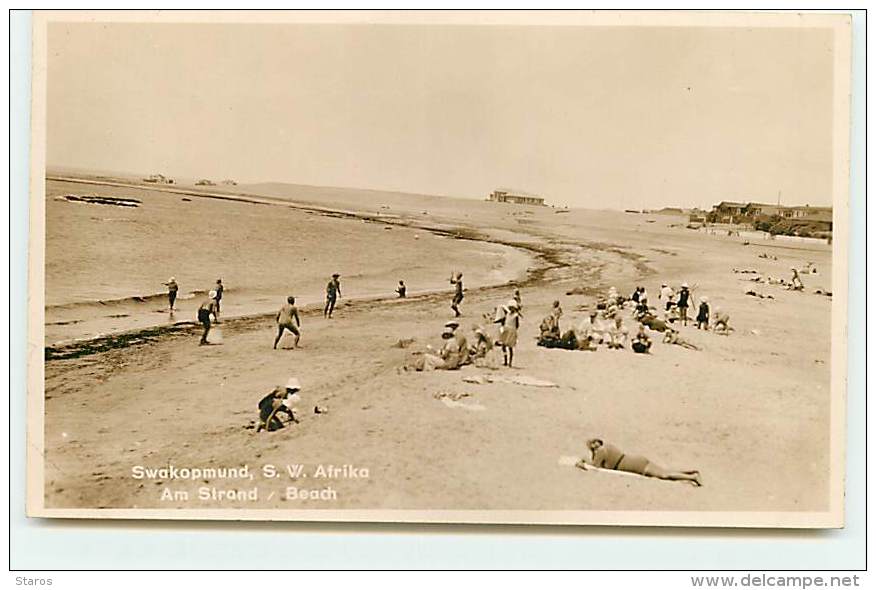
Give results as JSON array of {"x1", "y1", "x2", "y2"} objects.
[{"x1": 43, "y1": 176, "x2": 653, "y2": 360}]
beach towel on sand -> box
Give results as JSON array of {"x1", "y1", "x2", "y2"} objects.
[{"x1": 463, "y1": 374, "x2": 559, "y2": 388}]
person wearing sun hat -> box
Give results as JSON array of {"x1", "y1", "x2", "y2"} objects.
[
  {"x1": 257, "y1": 377, "x2": 302, "y2": 432},
  {"x1": 197, "y1": 290, "x2": 219, "y2": 345},
  {"x1": 677, "y1": 282, "x2": 691, "y2": 326}
]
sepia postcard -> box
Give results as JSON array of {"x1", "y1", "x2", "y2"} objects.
[{"x1": 27, "y1": 10, "x2": 852, "y2": 527}]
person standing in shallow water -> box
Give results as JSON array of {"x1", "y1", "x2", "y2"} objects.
[
  {"x1": 324, "y1": 273, "x2": 341, "y2": 318},
  {"x1": 396, "y1": 280, "x2": 406, "y2": 298},
  {"x1": 450, "y1": 272, "x2": 464, "y2": 317},
  {"x1": 164, "y1": 277, "x2": 178, "y2": 311}
]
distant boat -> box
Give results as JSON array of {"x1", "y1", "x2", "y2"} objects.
[{"x1": 625, "y1": 209, "x2": 640, "y2": 214}]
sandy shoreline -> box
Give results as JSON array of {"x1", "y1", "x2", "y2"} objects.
[{"x1": 40, "y1": 179, "x2": 834, "y2": 518}]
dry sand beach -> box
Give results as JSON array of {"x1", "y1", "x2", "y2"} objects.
[{"x1": 41, "y1": 174, "x2": 833, "y2": 514}]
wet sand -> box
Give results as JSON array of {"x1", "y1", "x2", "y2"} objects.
[{"x1": 41, "y1": 177, "x2": 833, "y2": 514}]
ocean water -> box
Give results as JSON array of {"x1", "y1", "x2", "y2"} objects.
[{"x1": 44, "y1": 179, "x2": 533, "y2": 344}]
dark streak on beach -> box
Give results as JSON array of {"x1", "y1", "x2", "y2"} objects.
[{"x1": 43, "y1": 176, "x2": 655, "y2": 361}]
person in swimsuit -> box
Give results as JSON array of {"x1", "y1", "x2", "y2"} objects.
[
  {"x1": 450, "y1": 272, "x2": 464, "y2": 317},
  {"x1": 396, "y1": 280, "x2": 406, "y2": 298},
  {"x1": 274, "y1": 296, "x2": 301, "y2": 349},
  {"x1": 214, "y1": 279, "x2": 224, "y2": 318},
  {"x1": 324, "y1": 273, "x2": 341, "y2": 318},
  {"x1": 197, "y1": 291, "x2": 219, "y2": 345},
  {"x1": 164, "y1": 277, "x2": 179, "y2": 311},
  {"x1": 663, "y1": 326, "x2": 700, "y2": 350},
  {"x1": 576, "y1": 438, "x2": 702, "y2": 486}
]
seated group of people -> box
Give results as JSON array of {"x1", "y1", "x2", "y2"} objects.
[{"x1": 404, "y1": 320, "x2": 498, "y2": 372}]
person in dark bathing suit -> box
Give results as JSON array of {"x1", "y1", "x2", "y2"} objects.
[
  {"x1": 576, "y1": 438, "x2": 702, "y2": 485},
  {"x1": 197, "y1": 291, "x2": 219, "y2": 345},
  {"x1": 214, "y1": 279, "x2": 224, "y2": 318},
  {"x1": 450, "y1": 272, "x2": 464, "y2": 317},
  {"x1": 164, "y1": 277, "x2": 178, "y2": 311},
  {"x1": 325, "y1": 273, "x2": 341, "y2": 318}
]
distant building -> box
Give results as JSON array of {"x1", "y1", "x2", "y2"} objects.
[
  {"x1": 708, "y1": 201, "x2": 832, "y2": 230},
  {"x1": 143, "y1": 173, "x2": 173, "y2": 185},
  {"x1": 743, "y1": 202, "x2": 783, "y2": 218},
  {"x1": 710, "y1": 201, "x2": 746, "y2": 223},
  {"x1": 488, "y1": 189, "x2": 545, "y2": 206}
]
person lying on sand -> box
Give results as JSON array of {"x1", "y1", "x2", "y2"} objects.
[
  {"x1": 575, "y1": 438, "x2": 702, "y2": 486},
  {"x1": 663, "y1": 326, "x2": 700, "y2": 350},
  {"x1": 257, "y1": 378, "x2": 302, "y2": 432},
  {"x1": 274, "y1": 296, "x2": 301, "y2": 349},
  {"x1": 197, "y1": 291, "x2": 219, "y2": 345}
]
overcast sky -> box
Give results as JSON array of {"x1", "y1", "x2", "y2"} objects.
[{"x1": 47, "y1": 22, "x2": 836, "y2": 209}]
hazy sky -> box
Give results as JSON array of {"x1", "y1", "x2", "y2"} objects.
[{"x1": 47, "y1": 22, "x2": 836, "y2": 209}]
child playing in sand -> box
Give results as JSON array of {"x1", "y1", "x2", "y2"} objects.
[
  {"x1": 257, "y1": 378, "x2": 302, "y2": 432},
  {"x1": 575, "y1": 438, "x2": 702, "y2": 486},
  {"x1": 274, "y1": 296, "x2": 301, "y2": 349}
]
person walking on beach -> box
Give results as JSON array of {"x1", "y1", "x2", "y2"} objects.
[
  {"x1": 396, "y1": 280, "x2": 406, "y2": 298},
  {"x1": 696, "y1": 297, "x2": 710, "y2": 330},
  {"x1": 576, "y1": 438, "x2": 702, "y2": 486},
  {"x1": 274, "y1": 296, "x2": 301, "y2": 349},
  {"x1": 197, "y1": 291, "x2": 219, "y2": 345},
  {"x1": 214, "y1": 279, "x2": 224, "y2": 319},
  {"x1": 677, "y1": 283, "x2": 691, "y2": 326},
  {"x1": 164, "y1": 277, "x2": 179, "y2": 311},
  {"x1": 324, "y1": 273, "x2": 341, "y2": 318},
  {"x1": 450, "y1": 272, "x2": 464, "y2": 317},
  {"x1": 498, "y1": 299, "x2": 521, "y2": 367}
]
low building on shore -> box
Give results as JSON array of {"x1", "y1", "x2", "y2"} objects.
[{"x1": 488, "y1": 189, "x2": 546, "y2": 206}]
